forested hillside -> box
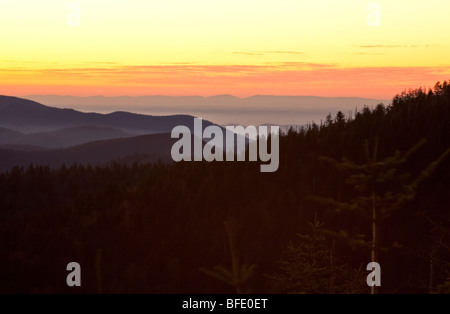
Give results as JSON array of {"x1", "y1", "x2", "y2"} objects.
[{"x1": 1, "y1": 82, "x2": 449, "y2": 294}]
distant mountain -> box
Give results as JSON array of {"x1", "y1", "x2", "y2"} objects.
[
  {"x1": 25, "y1": 94, "x2": 387, "y2": 110},
  {"x1": 25, "y1": 94, "x2": 389, "y2": 126},
  {"x1": 0, "y1": 144, "x2": 49, "y2": 152},
  {"x1": 0, "y1": 127, "x2": 23, "y2": 143},
  {"x1": 0, "y1": 133, "x2": 177, "y2": 171},
  {"x1": 0, "y1": 125, "x2": 135, "y2": 149},
  {"x1": 0, "y1": 95, "x2": 216, "y2": 134}
]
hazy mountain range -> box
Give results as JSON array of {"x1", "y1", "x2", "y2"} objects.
[
  {"x1": 0, "y1": 94, "x2": 387, "y2": 171},
  {"x1": 0, "y1": 125, "x2": 134, "y2": 149},
  {"x1": 0, "y1": 95, "x2": 215, "y2": 134},
  {"x1": 0, "y1": 95, "x2": 222, "y2": 171},
  {"x1": 25, "y1": 95, "x2": 389, "y2": 126}
]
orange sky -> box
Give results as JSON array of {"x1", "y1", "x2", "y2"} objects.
[{"x1": 1, "y1": 0, "x2": 450, "y2": 99}]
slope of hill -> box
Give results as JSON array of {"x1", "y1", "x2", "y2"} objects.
[
  {"x1": 0, "y1": 133, "x2": 176, "y2": 171},
  {"x1": 0, "y1": 127, "x2": 23, "y2": 143},
  {"x1": 1, "y1": 125, "x2": 135, "y2": 149}
]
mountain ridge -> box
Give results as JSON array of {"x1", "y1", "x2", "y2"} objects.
[
  {"x1": 0, "y1": 133, "x2": 175, "y2": 171},
  {"x1": 0, "y1": 95, "x2": 217, "y2": 134},
  {"x1": 0, "y1": 125, "x2": 135, "y2": 148}
]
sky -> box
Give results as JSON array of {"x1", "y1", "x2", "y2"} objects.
[{"x1": 1, "y1": 0, "x2": 450, "y2": 99}]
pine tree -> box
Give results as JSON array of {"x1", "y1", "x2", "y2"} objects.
[
  {"x1": 308, "y1": 137, "x2": 450, "y2": 294},
  {"x1": 199, "y1": 220, "x2": 256, "y2": 294},
  {"x1": 266, "y1": 215, "x2": 365, "y2": 294}
]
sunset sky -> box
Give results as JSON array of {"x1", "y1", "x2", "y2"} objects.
[{"x1": 1, "y1": 0, "x2": 450, "y2": 98}]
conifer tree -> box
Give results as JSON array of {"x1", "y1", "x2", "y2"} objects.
[
  {"x1": 308, "y1": 137, "x2": 450, "y2": 294},
  {"x1": 199, "y1": 220, "x2": 256, "y2": 294},
  {"x1": 266, "y1": 215, "x2": 365, "y2": 294}
]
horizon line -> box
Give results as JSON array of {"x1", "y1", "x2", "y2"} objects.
[{"x1": 19, "y1": 94, "x2": 391, "y2": 101}]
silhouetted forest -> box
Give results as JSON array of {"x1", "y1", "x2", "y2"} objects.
[{"x1": 1, "y1": 82, "x2": 450, "y2": 294}]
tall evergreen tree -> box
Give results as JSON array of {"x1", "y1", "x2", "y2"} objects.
[{"x1": 308, "y1": 137, "x2": 450, "y2": 293}]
